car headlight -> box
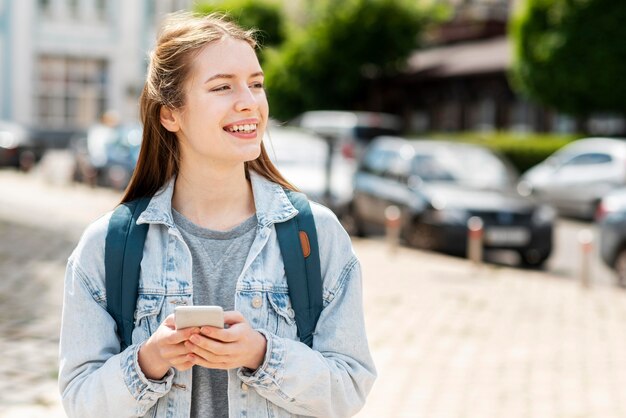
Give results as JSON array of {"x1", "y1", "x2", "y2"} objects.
[
  {"x1": 0, "y1": 132, "x2": 17, "y2": 149},
  {"x1": 532, "y1": 205, "x2": 556, "y2": 225}
]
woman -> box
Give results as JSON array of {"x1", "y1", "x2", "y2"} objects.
[{"x1": 58, "y1": 11, "x2": 375, "y2": 418}]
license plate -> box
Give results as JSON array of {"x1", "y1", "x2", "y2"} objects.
[{"x1": 484, "y1": 227, "x2": 530, "y2": 246}]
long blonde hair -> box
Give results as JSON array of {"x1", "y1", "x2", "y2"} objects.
[{"x1": 121, "y1": 11, "x2": 295, "y2": 203}]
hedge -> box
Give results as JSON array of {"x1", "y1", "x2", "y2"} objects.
[{"x1": 428, "y1": 131, "x2": 583, "y2": 174}]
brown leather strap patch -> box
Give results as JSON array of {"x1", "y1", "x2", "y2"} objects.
[{"x1": 299, "y1": 231, "x2": 311, "y2": 258}]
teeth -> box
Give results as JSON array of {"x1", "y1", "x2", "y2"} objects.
[{"x1": 228, "y1": 123, "x2": 257, "y2": 133}]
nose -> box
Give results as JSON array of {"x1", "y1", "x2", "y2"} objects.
[{"x1": 234, "y1": 84, "x2": 259, "y2": 113}]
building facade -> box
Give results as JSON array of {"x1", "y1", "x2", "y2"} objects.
[
  {"x1": 368, "y1": 0, "x2": 624, "y2": 136},
  {"x1": 0, "y1": 0, "x2": 192, "y2": 142}
]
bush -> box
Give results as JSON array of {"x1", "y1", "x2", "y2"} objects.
[{"x1": 429, "y1": 131, "x2": 582, "y2": 173}]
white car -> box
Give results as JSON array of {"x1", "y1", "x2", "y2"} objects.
[
  {"x1": 520, "y1": 137, "x2": 626, "y2": 219},
  {"x1": 288, "y1": 110, "x2": 402, "y2": 160},
  {"x1": 264, "y1": 125, "x2": 356, "y2": 217}
]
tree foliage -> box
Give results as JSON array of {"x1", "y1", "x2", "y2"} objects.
[
  {"x1": 264, "y1": 0, "x2": 435, "y2": 121},
  {"x1": 196, "y1": 0, "x2": 286, "y2": 48},
  {"x1": 510, "y1": 0, "x2": 626, "y2": 115}
]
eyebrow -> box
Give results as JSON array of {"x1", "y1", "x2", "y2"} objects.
[{"x1": 204, "y1": 71, "x2": 264, "y2": 84}]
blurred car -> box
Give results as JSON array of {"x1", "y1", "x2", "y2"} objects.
[
  {"x1": 348, "y1": 137, "x2": 555, "y2": 267},
  {"x1": 265, "y1": 124, "x2": 356, "y2": 218},
  {"x1": 597, "y1": 187, "x2": 626, "y2": 286},
  {"x1": 0, "y1": 120, "x2": 43, "y2": 170},
  {"x1": 71, "y1": 122, "x2": 142, "y2": 190},
  {"x1": 520, "y1": 137, "x2": 626, "y2": 220},
  {"x1": 288, "y1": 110, "x2": 403, "y2": 161}
]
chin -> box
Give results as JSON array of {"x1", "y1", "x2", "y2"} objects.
[{"x1": 240, "y1": 144, "x2": 263, "y2": 162}]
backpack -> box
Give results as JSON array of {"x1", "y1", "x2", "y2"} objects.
[{"x1": 104, "y1": 190, "x2": 323, "y2": 350}]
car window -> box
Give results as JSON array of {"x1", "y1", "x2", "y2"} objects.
[
  {"x1": 361, "y1": 147, "x2": 400, "y2": 175},
  {"x1": 561, "y1": 152, "x2": 612, "y2": 166},
  {"x1": 411, "y1": 146, "x2": 516, "y2": 189},
  {"x1": 410, "y1": 154, "x2": 455, "y2": 182}
]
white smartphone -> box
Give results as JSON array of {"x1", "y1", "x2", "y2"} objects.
[{"x1": 175, "y1": 306, "x2": 224, "y2": 329}]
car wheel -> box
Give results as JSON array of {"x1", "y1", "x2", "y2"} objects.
[
  {"x1": 404, "y1": 222, "x2": 437, "y2": 250},
  {"x1": 613, "y1": 247, "x2": 626, "y2": 287},
  {"x1": 518, "y1": 249, "x2": 548, "y2": 269}
]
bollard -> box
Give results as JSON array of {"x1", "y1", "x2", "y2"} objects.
[
  {"x1": 467, "y1": 216, "x2": 484, "y2": 265},
  {"x1": 578, "y1": 229, "x2": 593, "y2": 289},
  {"x1": 385, "y1": 205, "x2": 402, "y2": 254}
]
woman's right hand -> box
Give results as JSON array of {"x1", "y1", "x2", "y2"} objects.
[{"x1": 137, "y1": 314, "x2": 200, "y2": 380}]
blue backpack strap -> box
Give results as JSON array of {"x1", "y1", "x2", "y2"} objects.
[
  {"x1": 275, "y1": 190, "x2": 323, "y2": 348},
  {"x1": 105, "y1": 196, "x2": 151, "y2": 350}
]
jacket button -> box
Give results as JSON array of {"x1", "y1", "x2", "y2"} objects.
[
  {"x1": 241, "y1": 382, "x2": 249, "y2": 391},
  {"x1": 252, "y1": 296, "x2": 263, "y2": 309},
  {"x1": 287, "y1": 308, "x2": 295, "y2": 318}
]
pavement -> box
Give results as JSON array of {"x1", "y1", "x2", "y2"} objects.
[{"x1": 1, "y1": 166, "x2": 626, "y2": 418}]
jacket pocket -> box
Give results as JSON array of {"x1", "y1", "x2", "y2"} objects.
[
  {"x1": 133, "y1": 293, "x2": 164, "y2": 342},
  {"x1": 266, "y1": 291, "x2": 297, "y2": 340}
]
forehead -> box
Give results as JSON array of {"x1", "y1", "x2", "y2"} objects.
[{"x1": 190, "y1": 37, "x2": 261, "y2": 80}]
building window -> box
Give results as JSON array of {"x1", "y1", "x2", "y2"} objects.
[
  {"x1": 37, "y1": 55, "x2": 108, "y2": 128},
  {"x1": 510, "y1": 100, "x2": 536, "y2": 133},
  {"x1": 38, "y1": 0, "x2": 52, "y2": 17},
  {"x1": 68, "y1": 0, "x2": 79, "y2": 18},
  {"x1": 95, "y1": 0, "x2": 107, "y2": 21}
]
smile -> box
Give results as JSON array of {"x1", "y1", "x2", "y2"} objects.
[{"x1": 225, "y1": 123, "x2": 258, "y2": 133}]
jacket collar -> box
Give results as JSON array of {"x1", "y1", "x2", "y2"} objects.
[{"x1": 137, "y1": 170, "x2": 298, "y2": 228}]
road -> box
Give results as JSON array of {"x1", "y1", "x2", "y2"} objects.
[{"x1": 1, "y1": 166, "x2": 626, "y2": 418}]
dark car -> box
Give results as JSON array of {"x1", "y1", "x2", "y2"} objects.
[
  {"x1": 348, "y1": 137, "x2": 555, "y2": 267},
  {"x1": 71, "y1": 122, "x2": 142, "y2": 190},
  {"x1": 0, "y1": 120, "x2": 44, "y2": 170},
  {"x1": 597, "y1": 188, "x2": 626, "y2": 286},
  {"x1": 288, "y1": 110, "x2": 403, "y2": 161}
]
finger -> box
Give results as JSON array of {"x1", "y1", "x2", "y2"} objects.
[
  {"x1": 173, "y1": 362, "x2": 194, "y2": 372},
  {"x1": 189, "y1": 334, "x2": 231, "y2": 355},
  {"x1": 163, "y1": 314, "x2": 176, "y2": 328},
  {"x1": 166, "y1": 326, "x2": 200, "y2": 344},
  {"x1": 185, "y1": 340, "x2": 232, "y2": 364},
  {"x1": 189, "y1": 353, "x2": 232, "y2": 370},
  {"x1": 223, "y1": 311, "x2": 245, "y2": 326},
  {"x1": 160, "y1": 342, "x2": 194, "y2": 359},
  {"x1": 200, "y1": 325, "x2": 240, "y2": 343}
]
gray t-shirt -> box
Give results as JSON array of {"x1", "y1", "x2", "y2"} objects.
[{"x1": 172, "y1": 209, "x2": 257, "y2": 418}]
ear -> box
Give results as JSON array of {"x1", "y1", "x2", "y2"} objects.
[{"x1": 160, "y1": 106, "x2": 180, "y2": 133}]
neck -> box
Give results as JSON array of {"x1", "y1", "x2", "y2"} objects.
[{"x1": 172, "y1": 162, "x2": 255, "y2": 231}]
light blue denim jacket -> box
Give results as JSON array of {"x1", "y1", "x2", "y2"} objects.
[{"x1": 58, "y1": 171, "x2": 376, "y2": 418}]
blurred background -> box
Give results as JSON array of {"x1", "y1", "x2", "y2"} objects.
[{"x1": 3, "y1": 0, "x2": 626, "y2": 417}]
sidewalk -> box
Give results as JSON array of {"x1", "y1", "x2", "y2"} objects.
[{"x1": 1, "y1": 169, "x2": 626, "y2": 418}]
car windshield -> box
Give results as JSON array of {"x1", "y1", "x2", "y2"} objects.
[
  {"x1": 412, "y1": 146, "x2": 517, "y2": 189},
  {"x1": 265, "y1": 129, "x2": 328, "y2": 166}
]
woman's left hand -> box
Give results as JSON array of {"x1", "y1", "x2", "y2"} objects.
[{"x1": 184, "y1": 310, "x2": 267, "y2": 370}]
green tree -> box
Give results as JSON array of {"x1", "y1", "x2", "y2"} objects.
[
  {"x1": 510, "y1": 0, "x2": 626, "y2": 116},
  {"x1": 264, "y1": 0, "x2": 438, "y2": 121},
  {"x1": 196, "y1": 0, "x2": 286, "y2": 48}
]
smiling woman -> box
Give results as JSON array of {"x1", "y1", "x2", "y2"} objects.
[{"x1": 58, "y1": 11, "x2": 376, "y2": 418}]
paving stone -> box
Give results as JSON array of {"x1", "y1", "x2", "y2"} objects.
[{"x1": 1, "y1": 170, "x2": 626, "y2": 418}]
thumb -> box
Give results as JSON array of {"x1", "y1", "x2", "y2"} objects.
[
  {"x1": 163, "y1": 313, "x2": 176, "y2": 329},
  {"x1": 223, "y1": 310, "x2": 245, "y2": 326}
]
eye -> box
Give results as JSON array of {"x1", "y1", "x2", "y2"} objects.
[
  {"x1": 210, "y1": 85, "x2": 230, "y2": 92},
  {"x1": 251, "y1": 82, "x2": 264, "y2": 89}
]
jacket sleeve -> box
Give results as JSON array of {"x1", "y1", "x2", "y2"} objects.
[
  {"x1": 58, "y1": 257, "x2": 174, "y2": 418},
  {"x1": 238, "y1": 211, "x2": 377, "y2": 418}
]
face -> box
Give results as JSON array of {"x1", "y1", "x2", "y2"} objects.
[{"x1": 162, "y1": 37, "x2": 269, "y2": 170}]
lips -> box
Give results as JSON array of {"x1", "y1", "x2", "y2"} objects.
[{"x1": 223, "y1": 118, "x2": 261, "y2": 139}]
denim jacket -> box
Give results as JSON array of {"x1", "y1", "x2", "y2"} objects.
[{"x1": 58, "y1": 171, "x2": 376, "y2": 418}]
